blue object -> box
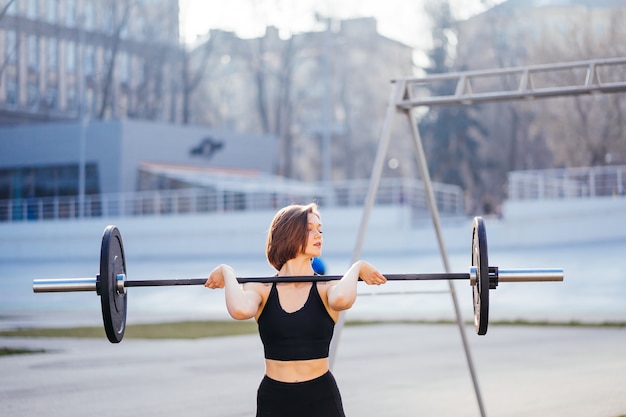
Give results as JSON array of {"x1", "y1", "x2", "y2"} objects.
[{"x1": 311, "y1": 257, "x2": 326, "y2": 275}]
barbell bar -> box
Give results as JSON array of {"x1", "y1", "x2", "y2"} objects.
[
  {"x1": 32, "y1": 268, "x2": 563, "y2": 292},
  {"x1": 31, "y1": 217, "x2": 564, "y2": 343}
]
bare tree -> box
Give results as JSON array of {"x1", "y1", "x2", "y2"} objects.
[
  {"x1": 466, "y1": 5, "x2": 547, "y2": 209},
  {"x1": 0, "y1": 0, "x2": 14, "y2": 19},
  {"x1": 273, "y1": 36, "x2": 297, "y2": 178},
  {"x1": 246, "y1": 29, "x2": 299, "y2": 177},
  {"x1": 421, "y1": 0, "x2": 489, "y2": 213},
  {"x1": 529, "y1": 7, "x2": 626, "y2": 166},
  {"x1": 181, "y1": 35, "x2": 215, "y2": 124},
  {"x1": 97, "y1": 0, "x2": 133, "y2": 119},
  {"x1": 0, "y1": 0, "x2": 17, "y2": 79}
]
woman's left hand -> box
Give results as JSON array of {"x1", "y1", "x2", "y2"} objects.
[{"x1": 358, "y1": 261, "x2": 387, "y2": 285}]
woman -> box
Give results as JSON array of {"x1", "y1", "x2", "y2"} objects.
[{"x1": 205, "y1": 203, "x2": 386, "y2": 417}]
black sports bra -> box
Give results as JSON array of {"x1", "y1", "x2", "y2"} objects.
[{"x1": 257, "y1": 282, "x2": 335, "y2": 361}]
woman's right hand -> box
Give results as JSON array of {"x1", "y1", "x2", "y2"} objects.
[
  {"x1": 204, "y1": 264, "x2": 233, "y2": 289},
  {"x1": 205, "y1": 264, "x2": 261, "y2": 320}
]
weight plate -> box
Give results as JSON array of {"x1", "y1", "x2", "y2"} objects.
[
  {"x1": 99, "y1": 225, "x2": 127, "y2": 343},
  {"x1": 472, "y1": 216, "x2": 489, "y2": 335}
]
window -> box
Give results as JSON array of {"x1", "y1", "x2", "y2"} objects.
[
  {"x1": 28, "y1": 35, "x2": 39, "y2": 71},
  {"x1": 27, "y1": 81, "x2": 39, "y2": 109},
  {"x1": 84, "y1": 2, "x2": 95, "y2": 30},
  {"x1": 0, "y1": 164, "x2": 100, "y2": 202},
  {"x1": 27, "y1": 0, "x2": 39, "y2": 19},
  {"x1": 83, "y1": 45, "x2": 95, "y2": 76},
  {"x1": 135, "y1": 16, "x2": 145, "y2": 40},
  {"x1": 65, "y1": 0, "x2": 77, "y2": 26},
  {"x1": 103, "y1": 8, "x2": 115, "y2": 33},
  {"x1": 5, "y1": 31, "x2": 18, "y2": 64},
  {"x1": 46, "y1": 0, "x2": 58, "y2": 23},
  {"x1": 66, "y1": 85, "x2": 77, "y2": 110},
  {"x1": 6, "y1": 0, "x2": 17, "y2": 14},
  {"x1": 117, "y1": 53, "x2": 129, "y2": 82},
  {"x1": 45, "y1": 85, "x2": 58, "y2": 109},
  {"x1": 6, "y1": 79, "x2": 18, "y2": 107},
  {"x1": 46, "y1": 38, "x2": 58, "y2": 70},
  {"x1": 66, "y1": 41, "x2": 76, "y2": 73}
]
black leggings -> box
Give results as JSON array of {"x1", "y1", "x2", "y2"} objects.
[{"x1": 256, "y1": 371, "x2": 346, "y2": 417}]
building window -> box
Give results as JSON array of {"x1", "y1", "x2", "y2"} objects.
[
  {"x1": 83, "y1": 45, "x2": 95, "y2": 76},
  {"x1": 66, "y1": 41, "x2": 76, "y2": 73},
  {"x1": 46, "y1": 0, "x2": 58, "y2": 23},
  {"x1": 66, "y1": 86, "x2": 77, "y2": 111},
  {"x1": 103, "y1": 8, "x2": 115, "y2": 33},
  {"x1": 46, "y1": 38, "x2": 58, "y2": 70},
  {"x1": 0, "y1": 164, "x2": 101, "y2": 221},
  {"x1": 6, "y1": 0, "x2": 17, "y2": 14},
  {"x1": 65, "y1": 0, "x2": 77, "y2": 26},
  {"x1": 135, "y1": 15, "x2": 145, "y2": 40},
  {"x1": 28, "y1": 35, "x2": 39, "y2": 71},
  {"x1": 5, "y1": 31, "x2": 18, "y2": 64},
  {"x1": 27, "y1": 0, "x2": 39, "y2": 19},
  {"x1": 84, "y1": 1, "x2": 95, "y2": 30},
  {"x1": 41, "y1": 164, "x2": 101, "y2": 196},
  {"x1": 6, "y1": 79, "x2": 18, "y2": 107},
  {"x1": 117, "y1": 53, "x2": 129, "y2": 83},
  {"x1": 45, "y1": 85, "x2": 58, "y2": 110},
  {"x1": 27, "y1": 81, "x2": 39, "y2": 109}
]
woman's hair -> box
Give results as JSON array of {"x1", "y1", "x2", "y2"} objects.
[{"x1": 266, "y1": 203, "x2": 320, "y2": 271}]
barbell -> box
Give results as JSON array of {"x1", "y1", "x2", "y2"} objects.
[{"x1": 32, "y1": 217, "x2": 564, "y2": 343}]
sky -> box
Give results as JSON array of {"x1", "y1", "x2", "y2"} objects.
[{"x1": 178, "y1": 0, "x2": 503, "y2": 49}]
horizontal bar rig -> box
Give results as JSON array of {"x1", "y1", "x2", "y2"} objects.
[
  {"x1": 395, "y1": 56, "x2": 626, "y2": 108},
  {"x1": 32, "y1": 268, "x2": 564, "y2": 293}
]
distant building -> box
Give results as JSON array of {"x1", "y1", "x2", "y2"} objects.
[
  {"x1": 0, "y1": 10, "x2": 430, "y2": 221},
  {"x1": 188, "y1": 17, "x2": 418, "y2": 182},
  {"x1": 0, "y1": 0, "x2": 182, "y2": 125},
  {"x1": 0, "y1": 120, "x2": 277, "y2": 201},
  {"x1": 454, "y1": 0, "x2": 625, "y2": 67}
]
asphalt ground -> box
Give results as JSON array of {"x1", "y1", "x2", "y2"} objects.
[{"x1": 1, "y1": 323, "x2": 625, "y2": 417}]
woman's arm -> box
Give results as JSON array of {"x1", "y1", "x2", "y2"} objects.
[
  {"x1": 327, "y1": 260, "x2": 386, "y2": 311},
  {"x1": 205, "y1": 264, "x2": 262, "y2": 320}
]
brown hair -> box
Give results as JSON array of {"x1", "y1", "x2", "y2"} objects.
[{"x1": 266, "y1": 203, "x2": 320, "y2": 271}]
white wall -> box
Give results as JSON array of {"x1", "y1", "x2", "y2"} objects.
[{"x1": 1, "y1": 198, "x2": 625, "y2": 263}]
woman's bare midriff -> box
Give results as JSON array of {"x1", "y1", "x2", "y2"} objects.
[{"x1": 264, "y1": 357, "x2": 329, "y2": 382}]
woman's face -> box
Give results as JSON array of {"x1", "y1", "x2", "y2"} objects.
[{"x1": 303, "y1": 212, "x2": 323, "y2": 258}]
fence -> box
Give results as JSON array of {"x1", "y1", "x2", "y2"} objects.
[
  {"x1": 0, "y1": 177, "x2": 465, "y2": 223},
  {"x1": 508, "y1": 165, "x2": 625, "y2": 200}
]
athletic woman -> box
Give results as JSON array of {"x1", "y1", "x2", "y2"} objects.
[{"x1": 205, "y1": 203, "x2": 386, "y2": 417}]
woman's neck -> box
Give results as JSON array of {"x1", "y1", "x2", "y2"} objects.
[{"x1": 279, "y1": 256, "x2": 314, "y2": 277}]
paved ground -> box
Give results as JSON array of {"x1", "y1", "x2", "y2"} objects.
[{"x1": 1, "y1": 323, "x2": 625, "y2": 417}]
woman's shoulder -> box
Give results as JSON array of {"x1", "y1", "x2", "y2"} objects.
[
  {"x1": 243, "y1": 281, "x2": 272, "y2": 296},
  {"x1": 315, "y1": 280, "x2": 334, "y2": 293}
]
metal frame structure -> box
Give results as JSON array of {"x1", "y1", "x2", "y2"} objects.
[{"x1": 331, "y1": 56, "x2": 626, "y2": 416}]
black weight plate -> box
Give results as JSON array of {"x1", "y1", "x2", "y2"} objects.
[
  {"x1": 99, "y1": 225, "x2": 127, "y2": 343},
  {"x1": 472, "y1": 216, "x2": 489, "y2": 335}
]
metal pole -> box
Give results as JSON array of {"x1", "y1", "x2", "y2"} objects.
[
  {"x1": 322, "y1": 19, "x2": 332, "y2": 205},
  {"x1": 328, "y1": 82, "x2": 405, "y2": 368},
  {"x1": 77, "y1": 16, "x2": 87, "y2": 218},
  {"x1": 406, "y1": 107, "x2": 488, "y2": 417},
  {"x1": 350, "y1": 81, "x2": 406, "y2": 261},
  {"x1": 78, "y1": 116, "x2": 87, "y2": 218}
]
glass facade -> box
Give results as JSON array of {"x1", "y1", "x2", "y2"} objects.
[
  {"x1": 0, "y1": 163, "x2": 99, "y2": 200},
  {"x1": 0, "y1": 164, "x2": 100, "y2": 221}
]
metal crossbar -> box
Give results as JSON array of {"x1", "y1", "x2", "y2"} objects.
[{"x1": 395, "y1": 57, "x2": 626, "y2": 108}]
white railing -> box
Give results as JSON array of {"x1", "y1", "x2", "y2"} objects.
[
  {"x1": 508, "y1": 165, "x2": 625, "y2": 200},
  {"x1": 0, "y1": 178, "x2": 465, "y2": 223}
]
